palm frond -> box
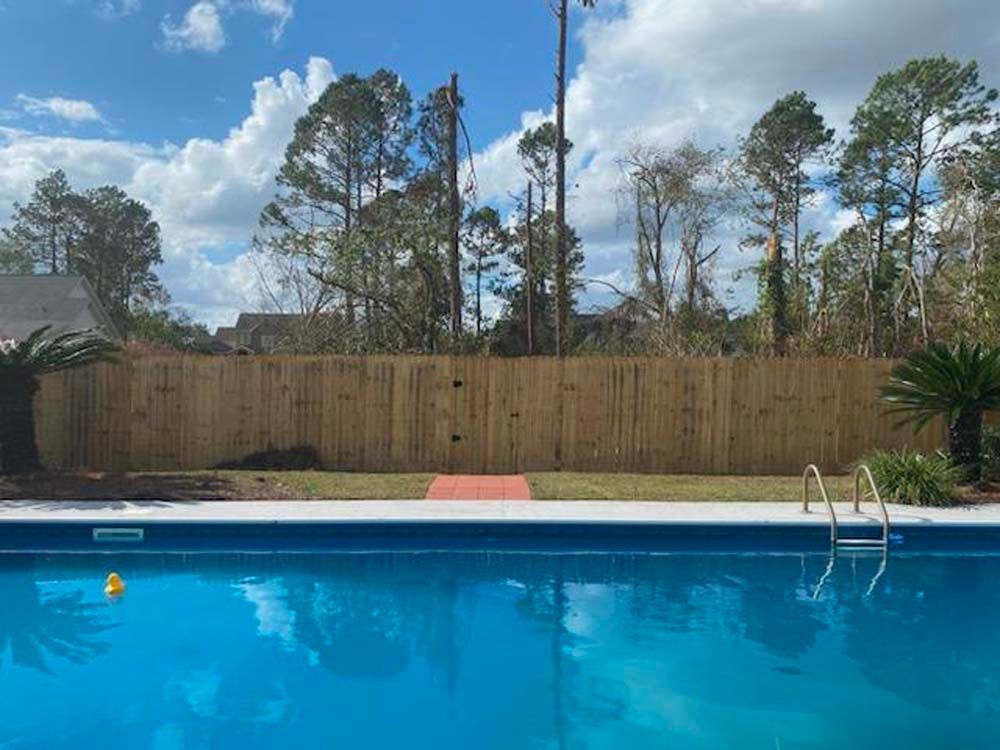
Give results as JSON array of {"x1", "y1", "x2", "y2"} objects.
[
  {"x1": 879, "y1": 342, "x2": 1000, "y2": 430},
  {"x1": 0, "y1": 326, "x2": 119, "y2": 375}
]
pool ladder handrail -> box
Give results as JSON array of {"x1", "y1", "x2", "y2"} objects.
[
  {"x1": 802, "y1": 464, "x2": 890, "y2": 548},
  {"x1": 802, "y1": 464, "x2": 837, "y2": 544},
  {"x1": 850, "y1": 463, "x2": 890, "y2": 547}
]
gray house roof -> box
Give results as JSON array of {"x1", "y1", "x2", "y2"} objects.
[
  {"x1": 233, "y1": 313, "x2": 303, "y2": 333},
  {"x1": 0, "y1": 275, "x2": 121, "y2": 341}
]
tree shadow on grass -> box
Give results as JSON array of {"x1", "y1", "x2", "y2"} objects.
[{"x1": 0, "y1": 471, "x2": 250, "y2": 503}]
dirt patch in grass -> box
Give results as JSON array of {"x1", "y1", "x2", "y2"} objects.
[
  {"x1": 0, "y1": 471, "x2": 296, "y2": 501},
  {"x1": 0, "y1": 470, "x2": 434, "y2": 501},
  {"x1": 959, "y1": 482, "x2": 1000, "y2": 504}
]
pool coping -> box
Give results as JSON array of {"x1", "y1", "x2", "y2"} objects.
[{"x1": 1, "y1": 499, "x2": 999, "y2": 527}]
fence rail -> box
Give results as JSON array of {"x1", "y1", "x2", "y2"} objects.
[{"x1": 34, "y1": 356, "x2": 943, "y2": 474}]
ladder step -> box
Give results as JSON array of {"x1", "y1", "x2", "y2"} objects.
[{"x1": 836, "y1": 538, "x2": 886, "y2": 547}]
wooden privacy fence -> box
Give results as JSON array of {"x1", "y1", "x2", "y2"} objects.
[{"x1": 34, "y1": 356, "x2": 944, "y2": 475}]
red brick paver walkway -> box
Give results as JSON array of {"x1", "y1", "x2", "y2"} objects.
[{"x1": 425, "y1": 475, "x2": 532, "y2": 500}]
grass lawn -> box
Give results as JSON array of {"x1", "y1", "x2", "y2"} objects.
[
  {"x1": 527, "y1": 472, "x2": 855, "y2": 502},
  {"x1": 3, "y1": 469, "x2": 995, "y2": 504},
  {"x1": 247, "y1": 471, "x2": 435, "y2": 500},
  {"x1": 2, "y1": 469, "x2": 857, "y2": 502}
]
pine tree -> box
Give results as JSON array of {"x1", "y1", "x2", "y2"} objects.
[
  {"x1": 462, "y1": 206, "x2": 509, "y2": 340},
  {"x1": 739, "y1": 92, "x2": 833, "y2": 355}
]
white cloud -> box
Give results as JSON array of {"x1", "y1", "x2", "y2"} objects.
[
  {"x1": 0, "y1": 58, "x2": 335, "y2": 329},
  {"x1": 129, "y1": 56, "x2": 333, "y2": 236},
  {"x1": 161, "y1": 1, "x2": 226, "y2": 53},
  {"x1": 95, "y1": 0, "x2": 140, "y2": 19},
  {"x1": 15, "y1": 94, "x2": 103, "y2": 124},
  {"x1": 161, "y1": 0, "x2": 295, "y2": 53},
  {"x1": 0, "y1": 128, "x2": 157, "y2": 204},
  {"x1": 248, "y1": 0, "x2": 294, "y2": 42}
]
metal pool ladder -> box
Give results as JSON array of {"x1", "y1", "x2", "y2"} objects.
[{"x1": 802, "y1": 464, "x2": 890, "y2": 549}]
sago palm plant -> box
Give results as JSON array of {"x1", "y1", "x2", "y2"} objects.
[
  {"x1": 0, "y1": 327, "x2": 119, "y2": 474},
  {"x1": 880, "y1": 342, "x2": 1000, "y2": 481}
]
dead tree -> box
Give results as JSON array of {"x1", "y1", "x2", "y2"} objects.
[
  {"x1": 446, "y1": 72, "x2": 462, "y2": 348},
  {"x1": 525, "y1": 181, "x2": 535, "y2": 355}
]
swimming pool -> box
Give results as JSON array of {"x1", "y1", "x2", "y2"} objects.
[{"x1": 1, "y1": 525, "x2": 998, "y2": 749}]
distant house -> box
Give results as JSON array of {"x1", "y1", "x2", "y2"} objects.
[
  {"x1": 0, "y1": 275, "x2": 121, "y2": 341},
  {"x1": 212, "y1": 313, "x2": 304, "y2": 354}
]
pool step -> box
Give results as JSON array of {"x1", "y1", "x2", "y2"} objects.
[{"x1": 836, "y1": 537, "x2": 886, "y2": 548}]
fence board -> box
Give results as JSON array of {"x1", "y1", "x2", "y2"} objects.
[{"x1": 33, "y1": 355, "x2": 945, "y2": 475}]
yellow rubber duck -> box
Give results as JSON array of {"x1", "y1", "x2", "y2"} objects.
[{"x1": 104, "y1": 572, "x2": 126, "y2": 597}]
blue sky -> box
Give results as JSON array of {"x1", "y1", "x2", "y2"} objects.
[
  {"x1": 0, "y1": 0, "x2": 584, "y2": 159},
  {"x1": 1, "y1": 0, "x2": 998, "y2": 329}
]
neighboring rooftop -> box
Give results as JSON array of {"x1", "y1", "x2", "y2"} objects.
[
  {"x1": 0, "y1": 274, "x2": 120, "y2": 341},
  {"x1": 233, "y1": 313, "x2": 304, "y2": 331}
]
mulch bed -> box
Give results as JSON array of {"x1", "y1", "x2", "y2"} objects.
[
  {"x1": 0, "y1": 472, "x2": 299, "y2": 501},
  {"x1": 959, "y1": 483, "x2": 1000, "y2": 504}
]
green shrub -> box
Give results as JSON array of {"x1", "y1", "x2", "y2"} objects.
[
  {"x1": 879, "y1": 342, "x2": 1000, "y2": 482},
  {"x1": 981, "y1": 424, "x2": 1000, "y2": 482},
  {"x1": 860, "y1": 449, "x2": 962, "y2": 507}
]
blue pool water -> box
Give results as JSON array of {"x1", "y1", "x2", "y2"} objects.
[{"x1": 1, "y1": 546, "x2": 998, "y2": 749}]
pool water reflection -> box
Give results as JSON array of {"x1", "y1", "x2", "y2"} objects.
[{"x1": 0, "y1": 550, "x2": 997, "y2": 749}]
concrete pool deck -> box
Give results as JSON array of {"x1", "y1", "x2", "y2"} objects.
[{"x1": 1, "y1": 499, "x2": 1000, "y2": 526}]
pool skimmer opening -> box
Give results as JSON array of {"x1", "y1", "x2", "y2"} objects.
[{"x1": 92, "y1": 528, "x2": 145, "y2": 543}]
